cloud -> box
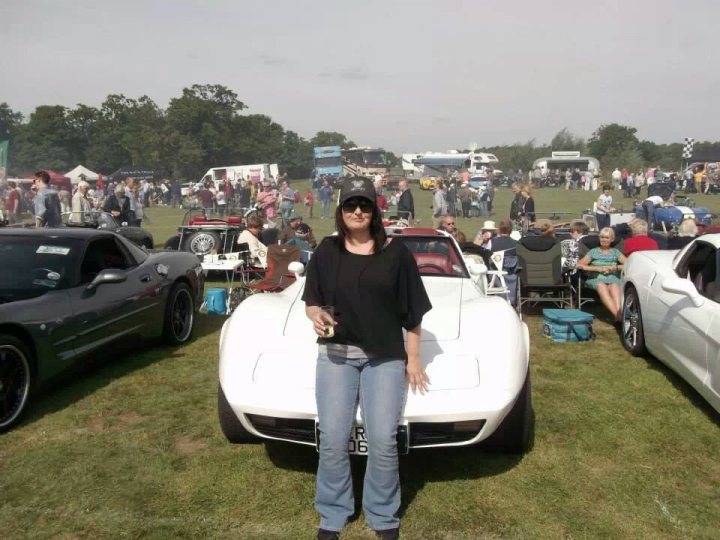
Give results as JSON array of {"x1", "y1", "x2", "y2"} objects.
[
  {"x1": 319, "y1": 67, "x2": 369, "y2": 81},
  {"x1": 257, "y1": 54, "x2": 288, "y2": 66}
]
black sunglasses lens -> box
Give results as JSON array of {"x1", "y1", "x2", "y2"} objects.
[{"x1": 342, "y1": 199, "x2": 372, "y2": 212}]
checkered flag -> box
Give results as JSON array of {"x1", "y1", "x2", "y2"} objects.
[{"x1": 682, "y1": 137, "x2": 694, "y2": 159}]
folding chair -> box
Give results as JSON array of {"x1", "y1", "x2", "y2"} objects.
[
  {"x1": 486, "y1": 248, "x2": 519, "y2": 304},
  {"x1": 245, "y1": 244, "x2": 301, "y2": 293},
  {"x1": 576, "y1": 238, "x2": 624, "y2": 308},
  {"x1": 516, "y1": 237, "x2": 572, "y2": 313}
]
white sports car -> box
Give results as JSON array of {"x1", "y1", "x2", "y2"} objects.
[
  {"x1": 218, "y1": 228, "x2": 532, "y2": 454},
  {"x1": 622, "y1": 233, "x2": 720, "y2": 413}
]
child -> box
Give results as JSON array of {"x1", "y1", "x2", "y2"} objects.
[{"x1": 304, "y1": 190, "x2": 314, "y2": 219}]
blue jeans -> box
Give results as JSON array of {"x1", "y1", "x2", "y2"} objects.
[
  {"x1": 321, "y1": 200, "x2": 330, "y2": 218},
  {"x1": 315, "y1": 352, "x2": 406, "y2": 532}
]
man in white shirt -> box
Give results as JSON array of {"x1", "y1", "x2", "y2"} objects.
[
  {"x1": 596, "y1": 184, "x2": 613, "y2": 229},
  {"x1": 611, "y1": 168, "x2": 622, "y2": 190}
]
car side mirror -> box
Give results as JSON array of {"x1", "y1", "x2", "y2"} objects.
[
  {"x1": 661, "y1": 277, "x2": 705, "y2": 308},
  {"x1": 87, "y1": 269, "x2": 128, "y2": 291},
  {"x1": 288, "y1": 261, "x2": 305, "y2": 277},
  {"x1": 467, "y1": 261, "x2": 488, "y2": 276}
]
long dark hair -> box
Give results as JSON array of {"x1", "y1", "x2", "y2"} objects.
[{"x1": 335, "y1": 201, "x2": 387, "y2": 254}]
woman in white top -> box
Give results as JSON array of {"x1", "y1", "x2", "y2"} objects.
[{"x1": 237, "y1": 214, "x2": 267, "y2": 266}]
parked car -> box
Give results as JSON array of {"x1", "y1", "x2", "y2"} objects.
[
  {"x1": 62, "y1": 211, "x2": 154, "y2": 249},
  {"x1": 622, "y1": 234, "x2": 720, "y2": 413},
  {"x1": 164, "y1": 209, "x2": 245, "y2": 256},
  {"x1": 218, "y1": 227, "x2": 533, "y2": 454},
  {"x1": 0, "y1": 228, "x2": 204, "y2": 432}
]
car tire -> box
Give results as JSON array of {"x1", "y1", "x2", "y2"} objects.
[
  {"x1": 185, "y1": 231, "x2": 221, "y2": 256},
  {"x1": 141, "y1": 237, "x2": 154, "y2": 249},
  {"x1": 164, "y1": 236, "x2": 181, "y2": 250},
  {"x1": 622, "y1": 285, "x2": 647, "y2": 356},
  {"x1": 162, "y1": 283, "x2": 195, "y2": 346},
  {"x1": 218, "y1": 383, "x2": 257, "y2": 443},
  {"x1": 0, "y1": 335, "x2": 33, "y2": 433},
  {"x1": 482, "y1": 371, "x2": 533, "y2": 453}
]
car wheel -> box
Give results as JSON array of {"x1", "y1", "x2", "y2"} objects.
[
  {"x1": 185, "y1": 231, "x2": 221, "y2": 256},
  {"x1": 482, "y1": 371, "x2": 533, "y2": 453},
  {"x1": 622, "y1": 286, "x2": 647, "y2": 356},
  {"x1": 164, "y1": 236, "x2": 181, "y2": 250},
  {"x1": 141, "y1": 237, "x2": 154, "y2": 249},
  {"x1": 218, "y1": 383, "x2": 257, "y2": 443},
  {"x1": 0, "y1": 335, "x2": 33, "y2": 433},
  {"x1": 162, "y1": 283, "x2": 195, "y2": 345}
]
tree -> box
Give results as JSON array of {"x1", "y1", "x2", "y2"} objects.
[
  {"x1": 310, "y1": 131, "x2": 356, "y2": 149},
  {"x1": 11, "y1": 105, "x2": 79, "y2": 172},
  {"x1": 0, "y1": 102, "x2": 23, "y2": 141},
  {"x1": 550, "y1": 128, "x2": 585, "y2": 153},
  {"x1": 587, "y1": 124, "x2": 639, "y2": 162}
]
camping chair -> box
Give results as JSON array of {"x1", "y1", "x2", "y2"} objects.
[
  {"x1": 516, "y1": 237, "x2": 572, "y2": 313},
  {"x1": 245, "y1": 244, "x2": 301, "y2": 293}
]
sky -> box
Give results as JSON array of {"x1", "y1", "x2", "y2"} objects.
[{"x1": 2, "y1": 0, "x2": 719, "y2": 154}]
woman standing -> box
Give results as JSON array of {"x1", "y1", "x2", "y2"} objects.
[
  {"x1": 519, "y1": 185, "x2": 535, "y2": 233},
  {"x1": 302, "y1": 177, "x2": 431, "y2": 540},
  {"x1": 577, "y1": 227, "x2": 627, "y2": 321}
]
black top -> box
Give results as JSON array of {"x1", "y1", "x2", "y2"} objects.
[
  {"x1": 302, "y1": 237, "x2": 432, "y2": 359},
  {"x1": 397, "y1": 189, "x2": 415, "y2": 219}
]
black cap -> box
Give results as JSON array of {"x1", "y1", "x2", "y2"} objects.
[{"x1": 339, "y1": 177, "x2": 376, "y2": 205}]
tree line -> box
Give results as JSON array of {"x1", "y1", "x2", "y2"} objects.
[{"x1": 1, "y1": 84, "x2": 719, "y2": 181}]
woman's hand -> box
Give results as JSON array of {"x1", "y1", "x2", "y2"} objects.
[
  {"x1": 406, "y1": 355, "x2": 429, "y2": 394},
  {"x1": 306, "y1": 306, "x2": 335, "y2": 337}
]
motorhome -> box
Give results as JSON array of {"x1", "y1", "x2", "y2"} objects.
[
  {"x1": 342, "y1": 147, "x2": 389, "y2": 178},
  {"x1": 532, "y1": 151, "x2": 599, "y2": 175},
  {"x1": 199, "y1": 163, "x2": 279, "y2": 188}
]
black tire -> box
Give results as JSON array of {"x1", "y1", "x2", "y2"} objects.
[
  {"x1": 164, "y1": 236, "x2": 181, "y2": 250},
  {"x1": 184, "y1": 230, "x2": 220, "y2": 256},
  {"x1": 218, "y1": 383, "x2": 257, "y2": 443},
  {"x1": 0, "y1": 335, "x2": 33, "y2": 433},
  {"x1": 141, "y1": 237, "x2": 154, "y2": 249},
  {"x1": 483, "y1": 371, "x2": 533, "y2": 453},
  {"x1": 162, "y1": 283, "x2": 195, "y2": 345},
  {"x1": 622, "y1": 285, "x2": 647, "y2": 356}
]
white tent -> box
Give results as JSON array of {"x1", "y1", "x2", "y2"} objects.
[{"x1": 66, "y1": 164, "x2": 99, "y2": 184}]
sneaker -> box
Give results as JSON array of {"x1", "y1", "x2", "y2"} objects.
[
  {"x1": 317, "y1": 528, "x2": 340, "y2": 540},
  {"x1": 375, "y1": 528, "x2": 400, "y2": 540}
]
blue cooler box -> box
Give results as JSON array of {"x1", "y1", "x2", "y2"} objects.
[{"x1": 542, "y1": 309, "x2": 595, "y2": 342}]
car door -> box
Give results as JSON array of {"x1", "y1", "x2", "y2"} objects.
[
  {"x1": 67, "y1": 236, "x2": 159, "y2": 356},
  {"x1": 648, "y1": 242, "x2": 716, "y2": 388}
]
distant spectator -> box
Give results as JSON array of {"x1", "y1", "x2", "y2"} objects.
[
  {"x1": 518, "y1": 185, "x2": 535, "y2": 232},
  {"x1": 5, "y1": 180, "x2": 20, "y2": 224},
  {"x1": 397, "y1": 179, "x2": 415, "y2": 221},
  {"x1": 33, "y1": 171, "x2": 62, "y2": 228},
  {"x1": 71, "y1": 180, "x2": 92, "y2": 223},
  {"x1": 432, "y1": 181, "x2": 448, "y2": 229},
  {"x1": 624, "y1": 219, "x2": 659, "y2": 256},
  {"x1": 198, "y1": 183, "x2": 214, "y2": 211},
  {"x1": 561, "y1": 221, "x2": 589, "y2": 277},
  {"x1": 257, "y1": 180, "x2": 278, "y2": 228},
  {"x1": 103, "y1": 184, "x2": 131, "y2": 224},
  {"x1": 596, "y1": 184, "x2": 613, "y2": 230},
  {"x1": 667, "y1": 218, "x2": 698, "y2": 250},
  {"x1": 318, "y1": 179, "x2": 333, "y2": 219},
  {"x1": 279, "y1": 180, "x2": 296, "y2": 226},
  {"x1": 304, "y1": 190, "x2": 315, "y2": 219}
]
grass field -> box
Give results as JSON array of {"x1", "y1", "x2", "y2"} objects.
[{"x1": 2, "y1": 184, "x2": 720, "y2": 539}]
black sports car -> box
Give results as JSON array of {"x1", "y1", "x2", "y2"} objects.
[
  {"x1": 63, "y1": 211, "x2": 154, "y2": 249},
  {"x1": 0, "y1": 228, "x2": 205, "y2": 432}
]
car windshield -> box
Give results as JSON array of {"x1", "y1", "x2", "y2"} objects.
[
  {"x1": 63, "y1": 211, "x2": 119, "y2": 229},
  {"x1": 394, "y1": 236, "x2": 469, "y2": 278},
  {"x1": 0, "y1": 236, "x2": 83, "y2": 301}
]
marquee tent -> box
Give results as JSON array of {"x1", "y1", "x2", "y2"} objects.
[
  {"x1": 66, "y1": 164, "x2": 99, "y2": 184},
  {"x1": 109, "y1": 166, "x2": 154, "y2": 181}
]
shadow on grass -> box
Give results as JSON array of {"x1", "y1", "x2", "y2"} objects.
[
  {"x1": 263, "y1": 416, "x2": 532, "y2": 521},
  {"x1": 19, "y1": 313, "x2": 225, "y2": 431},
  {"x1": 633, "y1": 351, "x2": 720, "y2": 427}
]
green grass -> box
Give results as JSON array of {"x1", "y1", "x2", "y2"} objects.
[{"x1": 2, "y1": 185, "x2": 720, "y2": 539}]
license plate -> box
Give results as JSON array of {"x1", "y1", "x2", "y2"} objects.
[{"x1": 315, "y1": 423, "x2": 409, "y2": 455}]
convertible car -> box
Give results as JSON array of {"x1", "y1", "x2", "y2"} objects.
[
  {"x1": 0, "y1": 228, "x2": 204, "y2": 432},
  {"x1": 62, "y1": 211, "x2": 154, "y2": 249},
  {"x1": 622, "y1": 233, "x2": 720, "y2": 413},
  {"x1": 218, "y1": 228, "x2": 533, "y2": 454}
]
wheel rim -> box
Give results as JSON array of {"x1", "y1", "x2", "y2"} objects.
[
  {"x1": 171, "y1": 289, "x2": 194, "y2": 342},
  {"x1": 622, "y1": 293, "x2": 640, "y2": 349},
  {"x1": 0, "y1": 345, "x2": 31, "y2": 429},
  {"x1": 189, "y1": 233, "x2": 216, "y2": 255}
]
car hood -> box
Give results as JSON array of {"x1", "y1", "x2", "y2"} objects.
[{"x1": 282, "y1": 277, "x2": 469, "y2": 341}]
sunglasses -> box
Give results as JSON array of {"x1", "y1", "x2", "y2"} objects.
[{"x1": 342, "y1": 198, "x2": 374, "y2": 213}]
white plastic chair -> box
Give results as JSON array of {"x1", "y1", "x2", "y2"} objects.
[{"x1": 486, "y1": 250, "x2": 510, "y2": 301}]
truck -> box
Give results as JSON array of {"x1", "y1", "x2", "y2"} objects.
[
  {"x1": 342, "y1": 147, "x2": 389, "y2": 178},
  {"x1": 199, "y1": 163, "x2": 279, "y2": 189},
  {"x1": 311, "y1": 146, "x2": 343, "y2": 185}
]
